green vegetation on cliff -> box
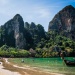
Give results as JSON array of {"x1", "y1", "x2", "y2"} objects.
[
  {"x1": 0, "y1": 5, "x2": 75, "y2": 57},
  {"x1": 0, "y1": 30, "x2": 75, "y2": 57}
]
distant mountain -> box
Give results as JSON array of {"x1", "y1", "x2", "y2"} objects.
[{"x1": 48, "y1": 5, "x2": 75, "y2": 39}]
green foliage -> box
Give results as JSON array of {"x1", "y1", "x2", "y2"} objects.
[
  {"x1": 0, "y1": 45, "x2": 30, "y2": 57},
  {"x1": 35, "y1": 30, "x2": 75, "y2": 57},
  {"x1": 24, "y1": 22, "x2": 46, "y2": 49},
  {"x1": 0, "y1": 22, "x2": 75, "y2": 57}
]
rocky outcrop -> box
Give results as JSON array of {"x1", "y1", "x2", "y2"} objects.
[
  {"x1": 48, "y1": 5, "x2": 75, "y2": 32},
  {"x1": 0, "y1": 15, "x2": 46, "y2": 49},
  {"x1": 24, "y1": 22, "x2": 46, "y2": 48},
  {"x1": 2, "y1": 14, "x2": 26, "y2": 49}
]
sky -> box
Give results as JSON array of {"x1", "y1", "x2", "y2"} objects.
[{"x1": 0, "y1": 0, "x2": 75, "y2": 31}]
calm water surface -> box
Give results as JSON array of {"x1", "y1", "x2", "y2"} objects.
[{"x1": 9, "y1": 57, "x2": 75, "y2": 75}]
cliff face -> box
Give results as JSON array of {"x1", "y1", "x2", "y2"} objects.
[
  {"x1": 2, "y1": 14, "x2": 26, "y2": 49},
  {"x1": 0, "y1": 14, "x2": 46, "y2": 49},
  {"x1": 24, "y1": 22, "x2": 46, "y2": 48},
  {"x1": 48, "y1": 5, "x2": 75, "y2": 33}
]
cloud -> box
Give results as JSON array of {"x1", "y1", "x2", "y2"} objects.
[
  {"x1": 36, "y1": 9, "x2": 50, "y2": 18},
  {"x1": 0, "y1": 0, "x2": 21, "y2": 17},
  {"x1": 0, "y1": 0, "x2": 53, "y2": 31},
  {"x1": 0, "y1": 0, "x2": 10, "y2": 5},
  {"x1": 0, "y1": 0, "x2": 74, "y2": 31},
  {"x1": 0, "y1": 0, "x2": 51, "y2": 19},
  {"x1": 0, "y1": 0, "x2": 11, "y2": 15},
  {"x1": 22, "y1": 6, "x2": 51, "y2": 22}
]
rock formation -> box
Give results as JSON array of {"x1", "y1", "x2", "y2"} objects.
[
  {"x1": 2, "y1": 14, "x2": 26, "y2": 49},
  {"x1": 48, "y1": 5, "x2": 75, "y2": 33},
  {"x1": 0, "y1": 14, "x2": 46, "y2": 49}
]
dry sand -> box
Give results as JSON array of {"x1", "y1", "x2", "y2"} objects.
[
  {"x1": 0, "y1": 58, "x2": 64, "y2": 75},
  {"x1": 0, "y1": 62, "x2": 20, "y2": 75}
]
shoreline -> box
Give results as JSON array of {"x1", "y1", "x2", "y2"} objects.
[
  {"x1": 0, "y1": 58, "x2": 64, "y2": 75},
  {"x1": 0, "y1": 61, "x2": 20, "y2": 75}
]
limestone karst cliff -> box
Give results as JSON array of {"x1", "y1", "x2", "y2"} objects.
[
  {"x1": 0, "y1": 14, "x2": 26, "y2": 49},
  {"x1": 48, "y1": 5, "x2": 75, "y2": 32}
]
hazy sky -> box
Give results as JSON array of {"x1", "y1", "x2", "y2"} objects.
[{"x1": 0, "y1": 0, "x2": 75, "y2": 31}]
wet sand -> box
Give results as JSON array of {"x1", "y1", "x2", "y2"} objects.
[
  {"x1": 0, "y1": 61, "x2": 20, "y2": 75},
  {"x1": 0, "y1": 58, "x2": 64, "y2": 75}
]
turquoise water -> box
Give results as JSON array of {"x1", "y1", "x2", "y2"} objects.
[{"x1": 10, "y1": 57, "x2": 75, "y2": 75}]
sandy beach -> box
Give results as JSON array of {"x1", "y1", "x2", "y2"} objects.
[
  {"x1": 0, "y1": 61, "x2": 20, "y2": 75},
  {"x1": 0, "y1": 58, "x2": 64, "y2": 75}
]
